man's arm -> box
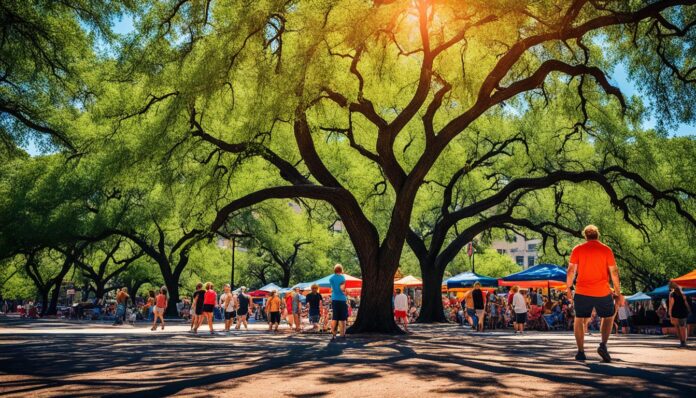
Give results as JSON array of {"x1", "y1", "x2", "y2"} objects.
[
  {"x1": 609, "y1": 265, "x2": 622, "y2": 305},
  {"x1": 566, "y1": 262, "x2": 577, "y2": 302}
]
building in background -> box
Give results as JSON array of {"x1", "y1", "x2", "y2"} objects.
[{"x1": 491, "y1": 234, "x2": 540, "y2": 269}]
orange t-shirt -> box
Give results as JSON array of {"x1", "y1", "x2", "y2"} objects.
[
  {"x1": 569, "y1": 240, "x2": 616, "y2": 297},
  {"x1": 267, "y1": 296, "x2": 281, "y2": 312}
]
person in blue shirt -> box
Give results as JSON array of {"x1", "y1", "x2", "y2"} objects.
[{"x1": 329, "y1": 264, "x2": 347, "y2": 340}]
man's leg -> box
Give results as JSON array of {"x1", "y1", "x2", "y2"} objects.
[
  {"x1": 339, "y1": 320, "x2": 346, "y2": 337},
  {"x1": 574, "y1": 317, "x2": 586, "y2": 353},
  {"x1": 331, "y1": 320, "x2": 337, "y2": 336},
  {"x1": 600, "y1": 315, "x2": 614, "y2": 344}
]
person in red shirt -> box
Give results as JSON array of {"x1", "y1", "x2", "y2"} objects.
[
  {"x1": 194, "y1": 282, "x2": 217, "y2": 335},
  {"x1": 285, "y1": 291, "x2": 295, "y2": 330},
  {"x1": 151, "y1": 287, "x2": 168, "y2": 331},
  {"x1": 566, "y1": 225, "x2": 623, "y2": 362}
]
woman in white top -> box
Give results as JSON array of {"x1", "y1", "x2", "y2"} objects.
[
  {"x1": 511, "y1": 286, "x2": 528, "y2": 334},
  {"x1": 220, "y1": 284, "x2": 238, "y2": 333},
  {"x1": 617, "y1": 298, "x2": 630, "y2": 335}
]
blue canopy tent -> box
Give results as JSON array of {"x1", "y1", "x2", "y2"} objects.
[
  {"x1": 292, "y1": 282, "x2": 313, "y2": 291},
  {"x1": 625, "y1": 292, "x2": 652, "y2": 302},
  {"x1": 647, "y1": 284, "x2": 696, "y2": 298},
  {"x1": 500, "y1": 264, "x2": 567, "y2": 299},
  {"x1": 258, "y1": 283, "x2": 283, "y2": 292},
  {"x1": 446, "y1": 272, "x2": 499, "y2": 289}
]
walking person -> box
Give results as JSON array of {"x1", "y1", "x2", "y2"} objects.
[
  {"x1": 266, "y1": 290, "x2": 282, "y2": 332},
  {"x1": 617, "y1": 297, "x2": 631, "y2": 335},
  {"x1": 512, "y1": 286, "x2": 528, "y2": 334},
  {"x1": 394, "y1": 288, "x2": 410, "y2": 333},
  {"x1": 113, "y1": 288, "x2": 129, "y2": 326},
  {"x1": 566, "y1": 225, "x2": 623, "y2": 362},
  {"x1": 190, "y1": 283, "x2": 204, "y2": 332},
  {"x1": 668, "y1": 281, "x2": 691, "y2": 347},
  {"x1": 146, "y1": 290, "x2": 156, "y2": 322},
  {"x1": 220, "y1": 284, "x2": 238, "y2": 334},
  {"x1": 235, "y1": 287, "x2": 252, "y2": 330},
  {"x1": 471, "y1": 283, "x2": 486, "y2": 332},
  {"x1": 292, "y1": 287, "x2": 303, "y2": 332},
  {"x1": 329, "y1": 264, "x2": 348, "y2": 340},
  {"x1": 194, "y1": 282, "x2": 216, "y2": 335},
  {"x1": 305, "y1": 284, "x2": 322, "y2": 332},
  {"x1": 151, "y1": 286, "x2": 168, "y2": 331},
  {"x1": 284, "y1": 290, "x2": 295, "y2": 330}
]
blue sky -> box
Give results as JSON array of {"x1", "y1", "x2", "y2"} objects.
[{"x1": 20, "y1": 16, "x2": 694, "y2": 156}]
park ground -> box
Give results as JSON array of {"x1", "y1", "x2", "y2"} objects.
[{"x1": 0, "y1": 318, "x2": 694, "y2": 397}]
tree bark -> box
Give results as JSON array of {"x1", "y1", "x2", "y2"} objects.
[
  {"x1": 348, "y1": 257, "x2": 403, "y2": 334},
  {"x1": 38, "y1": 289, "x2": 49, "y2": 316},
  {"x1": 417, "y1": 264, "x2": 448, "y2": 323},
  {"x1": 162, "y1": 273, "x2": 180, "y2": 318},
  {"x1": 281, "y1": 267, "x2": 291, "y2": 288}
]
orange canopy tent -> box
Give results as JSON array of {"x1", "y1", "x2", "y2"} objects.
[
  {"x1": 672, "y1": 269, "x2": 696, "y2": 288},
  {"x1": 394, "y1": 275, "x2": 422, "y2": 288}
]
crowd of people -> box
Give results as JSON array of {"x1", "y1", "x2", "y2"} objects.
[{"x1": 2, "y1": 226, "x2": 694, "y2": 357}]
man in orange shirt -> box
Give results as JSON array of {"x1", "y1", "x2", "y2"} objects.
[{"x1": 566, "y1": 225, "x2": 623, "y2": 362}]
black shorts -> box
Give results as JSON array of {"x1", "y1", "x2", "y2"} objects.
[
  {"x1": 619, "y1": 319, "x2": 629, "y2": 327},
  {"x1": 574, "y1": 294, "x2": 614, "y2": 318},
  {"x1": 269, "y1": 311, "x2": 281, "y2": 324},
  {"x1": 237, "y1": 308, "x2": 248, "y2": 317},
  {"x1": 515, "y1": 312, "x2": 527, "y2": 324},
  {"x1": 195, "y1": 304, "x2": 204, "y2": 316},
  {"x1": 224, "y1": 310, "x2": 236, "y2": 320},
  {"x1": 332, "y1": 300, "x2": 348, "y2": 321},
  {"x1": 202, "y1": 304, "x2": 215, "y2": 313}
]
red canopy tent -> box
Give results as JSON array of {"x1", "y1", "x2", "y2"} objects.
[{"x1": 248, "y1": 290, "x2": 269, "y2": 297}]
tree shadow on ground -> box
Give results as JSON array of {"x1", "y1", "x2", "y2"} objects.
[{"x1": 0, "y1": 322, "x2": 694, "y2": 397}]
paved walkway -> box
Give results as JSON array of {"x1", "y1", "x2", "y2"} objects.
[{"x1": 0, "y1": 318, "x2": 694, "y2": 397}]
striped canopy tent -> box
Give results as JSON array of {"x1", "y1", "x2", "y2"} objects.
[
  {"x1": 672, "y1": 269, "x2": 696, "y2": 288},
  {"x1": 394, "y1": 275, "x2": 423, "y2": 288},
  {"x1": 313, "y1": 273, "x2": 362, "y2": 289},
  {"x1": 308, "y1": 273, "x2": 362, "y2": 296},
  {"x1": 647, "y1": 284, "x2": 696, "y2": 298}
]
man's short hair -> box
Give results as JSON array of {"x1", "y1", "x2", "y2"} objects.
[
  {"x1": 583, "y1": 225, "x2": 600, "y2": 240},
  {"x1": 395, "y1": 288, "x2": 401, "y2": 294},
  {"x1": 334, "y1": 264, "x2": 343, "y2": 274}
]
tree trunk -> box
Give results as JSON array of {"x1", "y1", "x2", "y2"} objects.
[
  {"x1": 417, "y1": 264, "x2": 448, "y2": 323},
  {"x1": 162, "y1": 275, "x2": 180, "y2": 318},
  {"x1": 281, "y1": 267, "x2": 291, "y2": 288},
  {"x1": 348, "y1": 259, "x2": 403, "y2": 334},
  {"x1": 45, "y1": 281, "x2": 62, "y2": 316},
  {"x1": 94, "y1": 283, "x2": 106, "y2": 302},
  {"x1": 38, "y1": 288, "x2": 50, "y2": 316}
]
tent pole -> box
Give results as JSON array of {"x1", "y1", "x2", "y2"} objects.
[{"x1": 547, "y1": 280, "x2": 551, "y2": 300}]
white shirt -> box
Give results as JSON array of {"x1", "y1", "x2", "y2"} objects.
[
  {"x1": 618, "y1": 305, "x2": 630, "y2": 320},
  {"x1": 512, "y1": 292, "x2": 528, "y2": 314},
  {"x1": 220, "y1": 292, "x2": 238, "y2": 312},
  {"x1": 394, "y1": 293, "x2": 408, "y2": 311}
]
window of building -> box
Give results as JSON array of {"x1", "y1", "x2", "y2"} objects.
[
  {"x1": 515, "y1": 256, "x2": 524, "y2": 266},
  {"x1": 527, "y1": 256, "x2": 535, "y2": 266},
  {"x1": 497, "y1": 249, "x2": 506, "y2": 255},
  {"x1": 527, "y1": 243, "x2": 537, "y2": 251},
  {"x1": 510, "y1": 248, "x2": 518, "y2": 253}
]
